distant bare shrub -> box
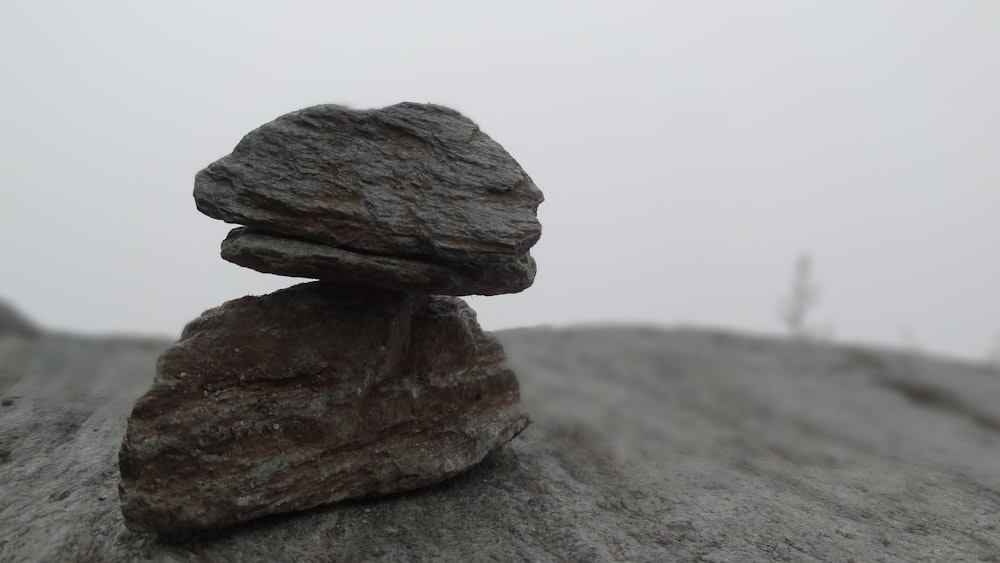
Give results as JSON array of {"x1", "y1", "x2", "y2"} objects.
[
  {"x1": 897, "y1": 326, "x2": 926, "y2": 356},
  {"x1": 777, "y1": 254, "x2": 833, "y2": 341}
]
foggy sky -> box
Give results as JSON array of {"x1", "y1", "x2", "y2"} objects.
[{"x1": 2, "y1": 1, "x2": 998, "y2": 361}]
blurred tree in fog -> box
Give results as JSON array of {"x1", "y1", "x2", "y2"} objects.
[{"x1": 778, "y1": 254, "x2": 832, "y2": 341}]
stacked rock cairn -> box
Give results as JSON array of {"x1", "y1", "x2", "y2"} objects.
[{"x1": 118, "y1": 103, "x2": 544, "y2": 533}]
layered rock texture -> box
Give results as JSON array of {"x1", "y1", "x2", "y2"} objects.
[
  {"x1": 220, "y1": 227, "x2": 537, "y2": 296},
  {"x1": 120, "y1": 284, "x2": 527, "y2": 532},
  {"x1": 118, "y1": 103, "x2": 541, "y2": 533},
  {"x1": 194, "y1": 102, "x2": 543, "y2": 294}
]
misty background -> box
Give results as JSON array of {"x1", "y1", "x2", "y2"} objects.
[{"x1": 1, "y1": 1, "x2": 997, "y2": 362}]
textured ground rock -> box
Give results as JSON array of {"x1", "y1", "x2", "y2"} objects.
[
  {"x1": 220, "y1": 227, "x2": 536, "y2": 295},
  {"x1": 2, "y1": 311, "x2": 1000, "y2": 560},
  {"x1": 193, "y1": 102, "x2": 543, "y2": 290},
  {"x1": 118, "y1": 283, "x2": 528, "y2": 533}
]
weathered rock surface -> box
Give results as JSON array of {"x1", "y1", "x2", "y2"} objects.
[
  {"x1": 0, "y1": 299, "x2": 39, "y2": 338},
  {"x1": 194, "y1": 102, "x2": 543, "y2": 294},
  {"x1": 220, "y1": 227, "x2": 537, "y2": 295},
  {"x1": 4, "y1": 312, "x2": 1000, "y2": 561},
  {"x1": 118, "y1": 282, "x2": 528, "y2": 533}
]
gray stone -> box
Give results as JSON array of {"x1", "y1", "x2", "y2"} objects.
[
  {"x1": 194, "y1": 102, "x2": 543, "y2": 293},
  {"x1": 118, "y1": 282, "x2": 528, "y2": 533},
  {"x1": 4, "y1": 324, "x2": 1000, "y2": 560},
  {"x1": 220, "y1": 227, "x2": 537, "y2": 296}
]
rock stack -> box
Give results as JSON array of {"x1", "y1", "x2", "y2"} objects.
[{"x1": 118, "y1": 103, "x2": 543, "y2": 533}]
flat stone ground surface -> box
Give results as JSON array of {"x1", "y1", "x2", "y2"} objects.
[{"x1": 1, "y1": 325, "x2": 999, "y2": 562}]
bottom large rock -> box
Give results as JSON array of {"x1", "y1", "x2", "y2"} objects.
[{"x1": 118, "y1": 282, "x2": 529, "y2": 533}]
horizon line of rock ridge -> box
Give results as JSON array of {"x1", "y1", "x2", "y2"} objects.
[{"x1": 193, "y1": 102, "x2": 544, "y2": 296}]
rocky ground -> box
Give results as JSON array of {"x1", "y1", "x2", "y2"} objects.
[{"x1": 1, "y1": 305, "x2": 999, "y2": 562}]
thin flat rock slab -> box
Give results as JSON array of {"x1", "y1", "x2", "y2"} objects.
[
  {"x1": 194, "y1": 102, "x2": 544, "y2": 269},
  {"x1": 118, "y1": 282, "x2": 529, "y2": 533},
  {"x1": 220, "y1": 227, "x2": 536, "y2": 296}
]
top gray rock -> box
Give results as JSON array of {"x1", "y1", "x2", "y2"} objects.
[{"x1": 194, "y1": 103, "x2": 543, "y2": 294}]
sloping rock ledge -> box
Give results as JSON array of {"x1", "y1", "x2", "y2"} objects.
[{"x1": 1, "y1": 312, "x2": 999, "y2": 561}]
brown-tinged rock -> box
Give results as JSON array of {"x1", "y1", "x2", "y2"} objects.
[
  {"x1": 193, "y1": 102, "x2": 543, "y2": 294},
  {"x1": 118, "y1": 282, "x2": 529, "y2": 533}
]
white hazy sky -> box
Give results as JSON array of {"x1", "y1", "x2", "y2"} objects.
[{"x1": 1, "y1": 1, "x2": 998, "y2": 361}]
